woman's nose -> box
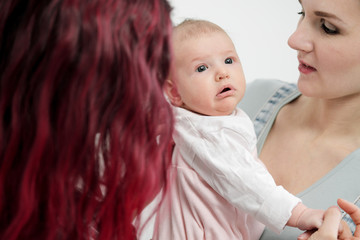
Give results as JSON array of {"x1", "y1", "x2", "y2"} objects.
[{"x1": 288, "y1": 20, "x2": 313, "y2": 53}]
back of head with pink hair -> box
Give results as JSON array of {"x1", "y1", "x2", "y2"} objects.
[{"x1": 0, "y1": 0, "x2": 173, "y2": 239}]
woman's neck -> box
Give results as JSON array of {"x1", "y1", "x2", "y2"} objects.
[{"x1": 292, "y1": 94, "x2": 360, "y2": 137}]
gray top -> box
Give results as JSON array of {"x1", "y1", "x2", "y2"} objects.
[{"x1": 238, "y1": 79, "x2": 360, "y2": 239}]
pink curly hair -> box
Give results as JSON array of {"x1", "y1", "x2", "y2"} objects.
[{"x1": 0, "y1": 0, "x2": 173, "y2": 239}]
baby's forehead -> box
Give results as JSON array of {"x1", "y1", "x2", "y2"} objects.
[
  {"x1": 172, "y1": 20, "x2": 236, "y2": 60},
  {"x1": 172, "y1": 30, "x2": 233, "y2": 56},
  {"x1": 173, "y1": 32, "x2": 237, "y2": 65},
  {"x1": 173, "y1": 29, "x2": 223, "y2": 44}
]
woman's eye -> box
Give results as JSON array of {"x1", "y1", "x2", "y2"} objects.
[
  {"x1": 196, "y1": 65, "x2": 208, "y2": 72},
  {"x1": 321, "y1": 20, "x2": 338, "y2": 35},
  {"x1": 225, "y1": 58, "x2": 233, "y2": 64},
  {"x1": 297, "y1": 11, "x2": 305, "y2": 17}
]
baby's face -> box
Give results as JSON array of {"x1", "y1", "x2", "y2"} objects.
[{"x1": 172, "y1": 31, "x2": 246, "y2": 116}]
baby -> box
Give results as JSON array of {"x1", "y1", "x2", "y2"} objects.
[{"x1": 152, "y1": 19, "x2": 324, "y2": 239}]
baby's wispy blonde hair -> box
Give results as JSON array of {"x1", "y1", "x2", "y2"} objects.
[{"x1": 173, "y1": 19, "x2": 227, "y2": 42}]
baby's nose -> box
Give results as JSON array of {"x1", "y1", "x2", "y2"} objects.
[{"x1": 216, "y1": 71, "x2": 229, "y2": 81}]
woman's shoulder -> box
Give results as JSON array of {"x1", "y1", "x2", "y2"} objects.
[
  {"x1": 238, "y1": 79, "x2": 298, "y2": 121},
  {"x1": 247, "y1": 78, "x2": 291, "y2": 91}
]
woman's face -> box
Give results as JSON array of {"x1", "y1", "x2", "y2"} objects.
[{"x1": 288, "y1": 0, "x2": 360, "y2": 100}]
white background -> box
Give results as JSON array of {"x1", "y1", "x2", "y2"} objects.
[{"x1": 168, "y1": 0, "x2": 301, "y2": 83}]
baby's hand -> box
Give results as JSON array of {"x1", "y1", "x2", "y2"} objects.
[
  {"x1": 296, "y1": 207, "x2": 325, "y2": 230},
  {"x1": 287, "y1": 203, "x2": 324, "y2": 230}
]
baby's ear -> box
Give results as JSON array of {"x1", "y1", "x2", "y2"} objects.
[{"x1": 164, "y1": 79, "x2": 183, "y2": 107}]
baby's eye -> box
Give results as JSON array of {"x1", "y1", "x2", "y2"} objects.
[
  {"x1": 225, "y1": 58, "x2": 233, "y2": 64},
  {"x1": 196, "y1": 65, "x2": 208, "y2": 72}
]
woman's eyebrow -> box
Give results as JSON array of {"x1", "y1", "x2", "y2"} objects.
[
  {"x1": 298, "y1": 0, "x2": 344, "y2": 24},
  {"x1": 314, "y1": 11, "x2": 344, "y2": 23}
]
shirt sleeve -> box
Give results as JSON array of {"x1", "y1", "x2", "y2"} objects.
[{"x1": 173, "y1": 115, "x2": 300, "y2": 233}]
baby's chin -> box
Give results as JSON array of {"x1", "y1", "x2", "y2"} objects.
[
  {"x1": 182, "y1": 104, "x2": 236, "y2": 116},
  {"x1": 213, "y1": 104, "x2": 238, "y2": 116},
  {"x1": 205, "y1": 108, "x2": 235, "y2": 116},
  {"x1": 213, "y1": 110, "x2": 235, "y2": 116}
]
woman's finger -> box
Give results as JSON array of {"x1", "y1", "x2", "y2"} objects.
[
  {"x1": 339, "y1": 219, "x2": 353, "y2": 239},
  {"x1": 297, "y1": 230, "x2": 314, "y2": 240},
  {"x1": 308, "y1": 206, "x2": 341, "y2": 240},
  {"x1": 338, "y1": 198, "x2": 360, "y2": 238}
]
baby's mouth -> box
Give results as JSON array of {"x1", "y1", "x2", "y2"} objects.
[
  {"x1": 216, "y1": 85, "x2": 235, "y2": 98},
  {"x1": 220, "y1": 87, "x2": 231, "y2": 93}
]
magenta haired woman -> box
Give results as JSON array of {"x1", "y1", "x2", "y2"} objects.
[{"x1": 0, "y1": 0, "x2": 173, "y2": 239}]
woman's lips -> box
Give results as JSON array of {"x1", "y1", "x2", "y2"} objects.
[{"x1": 298, "y1": 61, "x2": 317, "y2": 74}]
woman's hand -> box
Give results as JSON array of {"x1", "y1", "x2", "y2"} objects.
[
  {"x1": 297, "y1": 198, "x2": 360, "y2": 240},
  {"x1": 337, "y1": 198, "x2": 360, "y2": 239}
]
